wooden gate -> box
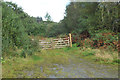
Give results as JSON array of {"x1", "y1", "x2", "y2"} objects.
[{"x1": 39, "y1": 37, "x2": 70, "y2": 49}]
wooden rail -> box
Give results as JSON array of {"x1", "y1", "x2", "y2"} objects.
[
  {"x1": 37, "y1": 33, "x2": 72, "y2": 49},
  {"x1": 39, "y1": 37, "x2": 70, "y2": 49}
]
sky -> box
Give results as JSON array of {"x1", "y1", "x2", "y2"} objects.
[{"x1": 4, "y1": 0, "x2": 70, "y2": 22}]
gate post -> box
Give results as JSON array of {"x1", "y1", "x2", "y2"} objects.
[{"x1": 69, "y1": 33, "x2": 72, "y2": 47}]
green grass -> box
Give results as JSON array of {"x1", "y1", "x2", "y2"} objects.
[
  {"x1": 81, "y1": 51, "x2": 95, "y2": 56},
  {"x1": 32, "y1": 55, "x2": 43, "y2": 61},
  {"x1": 2, "y1": 46, "x2": 119, "y2": 78},
  {"x1": 2, "y1": 49, "x2": 71, "y2": 78}
]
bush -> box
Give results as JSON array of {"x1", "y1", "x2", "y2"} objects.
[
  {"x1": 92, "y1": 32, "x2": 118, "y2": 49},
  {"x1": 26, "y1": 39, "x2": 40, "y2": 56},
  {"x1": 72, "y1": 43, "x2": 77, "y2": 47},
  {"x1": 27, "y1": 49, "x2": 33, "y2": 56},
  {"x1": 20, "y1": 50, "x2": 26, "y2": 58},
  {"x1": 84, "y1": 38, "x2": 93, "y2": 48},
  {"x1": 113, "y1": 59, "x2": 120, "y2": 64}
]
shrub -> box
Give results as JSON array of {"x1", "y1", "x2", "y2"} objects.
[
  {"x1": 24, "y1": 39, "x2": 40, "y2": 56},
  {"x1": 84, "y1": 38, "x2": 93, "y2": 48},
  {"x1": 113, "y1": 59, "x2": 120, "y2": 64},
  {"x1": 20, "y1": 50, "x2": 26, "y2": 58},
  {"x1": 72, "y1": 43, "x2": 77, "y2": 47},
  {"x1": 1, "y1": 57, "x2": 5, "y2": 63}
]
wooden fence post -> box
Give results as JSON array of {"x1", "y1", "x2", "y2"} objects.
[{"x1": 69, "y1": 33, "x2": 72, "y2": 47}]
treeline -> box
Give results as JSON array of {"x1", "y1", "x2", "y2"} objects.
[
  {"x1": 2, "y1": 1, "x2": 61, "y2": 56},
  {"x1": 44, "y1": 2, "x2": 120, "y2": 51},
  {"x1": 61, "y1": 2, "x2": 120, "y2": 49},
  {"x1": 47, "y1": 2, "x2": 120, "y2": 37},
  {"x1": 2, "y1": 2, "x2": 48, "y2": 56}
]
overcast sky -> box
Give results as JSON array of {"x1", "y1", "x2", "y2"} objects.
[{"x1": 4, "y1": 0, "x2": 70, "y2": 22}]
